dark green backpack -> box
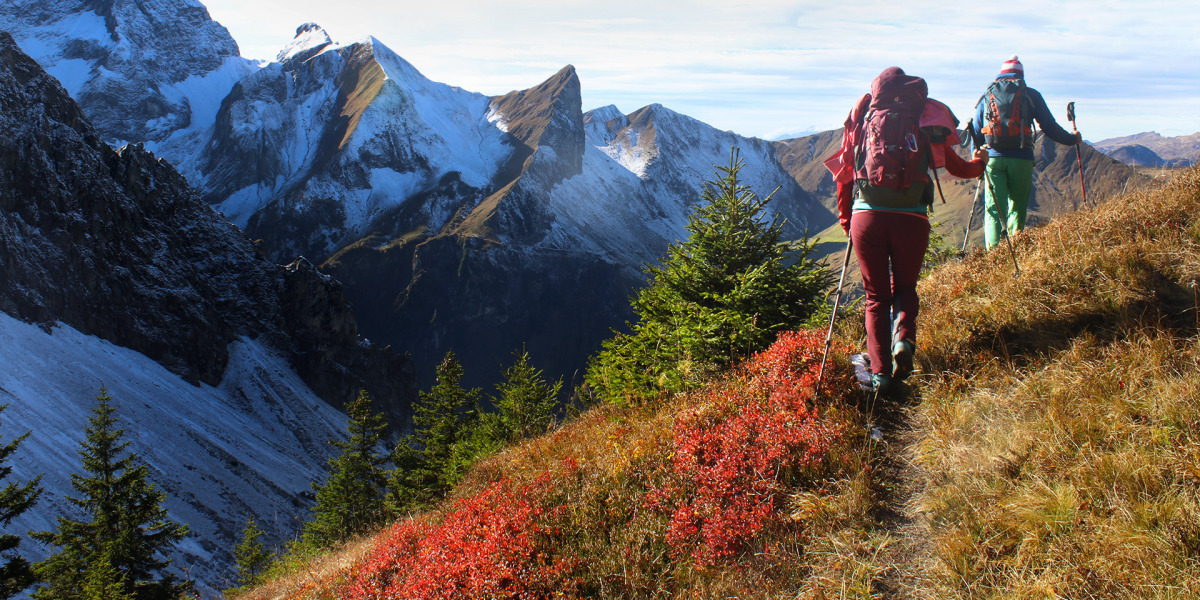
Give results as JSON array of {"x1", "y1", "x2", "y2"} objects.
[{"x1": 980, "y1": 78, "x2": 1035, "y2": 150}]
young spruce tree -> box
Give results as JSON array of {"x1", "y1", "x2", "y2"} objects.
[
  {"x1": 0, "y1": 404, "x2": 42, "y2": 599},
  {"x1": 32, "y1": 388, "x2": 189, "y2": 600},
  {"x1": 230, "y1": 518, "x2": 271, "y2": 590},
  {"x1": 493, "y1": 349, "x2": 562, "y2": 442},
  {"x1": 301, "y1": 390, "x2": 389, "y2": 549},
  {"x1": 586, "y1": 148, "x2": 833, "y2": 402},
  {"x1": 388, "y1": 351, "x2": 480, "y2": 512}
]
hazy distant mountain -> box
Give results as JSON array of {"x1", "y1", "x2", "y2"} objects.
[
  {"x1": 1104, "y1": 144, "x2": 1167, "y2": 167},
  {"x1": 1094, "y1": 131, "x2": 1200, "y2": 167}
]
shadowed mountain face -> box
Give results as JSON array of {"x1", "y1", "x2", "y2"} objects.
[
  {"x1": 0, "y1": 29, "x2": 424, "y2": 597},
  {"x1": 0, "y1": 31, "x2": 414, "y2": 425}
]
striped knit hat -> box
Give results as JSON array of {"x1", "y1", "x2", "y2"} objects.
[{"x1": 1001, "y1": 55, "x2": 1024, "y2": 75}]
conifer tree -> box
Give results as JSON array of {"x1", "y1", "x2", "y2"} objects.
[
  {"x1": 231, "y1": 519, "x2": 270, "y2": 588},
  {"x1": 32, "y1": 388, "x2": 190, "y2": 600},
  {"x1": 587, "y1": 148, "x2": 833, "y2": 401},
  {"x1": 388, "y1": 351, "x2": 480, "y2": 511},
  {"x1": 493, "y1": 349, "x2": 562, "y2": 442},
  {"x1": 80, "y1": 547, "x2": 132, "y2": 600},
  {"x1": 0, "y1": 404, "x2": 42, "y2": 599},
  {"x1": 302, "y1": 390, "x2": 389, "y2": 548}
]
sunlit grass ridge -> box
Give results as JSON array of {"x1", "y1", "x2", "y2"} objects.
[{"x1": 911, "y1": 166, "x2": 1200, "y2": 598}]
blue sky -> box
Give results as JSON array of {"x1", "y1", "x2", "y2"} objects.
[{"x1": 200, "y1": 0, "x2": 1200, "y2": 142}]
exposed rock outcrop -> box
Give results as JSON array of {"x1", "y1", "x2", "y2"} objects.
[{"x1": 0, "y1": 31, "x2": 415, "y2": 424}]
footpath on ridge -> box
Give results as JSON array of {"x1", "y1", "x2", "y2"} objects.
[{"x1": 835, "y1": 166, "x2": 1200, "y2": 599}]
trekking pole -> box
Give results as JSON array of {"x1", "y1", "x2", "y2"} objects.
[
  {"x1": 931, "y1": 167, "x2": 948, "y2": 204},
  {"x1": 961, "y1": 175, "x2": 984, "y2": 253},
  {"x1": 982, "y1": 174, "x2": 1021, "y2": 278},
  {"x1": 960, "y1": 119, "x2": 986, "y2": 253},
  {"x1": 1067, "y1": 102, "x2": 1092, "y2": 208},
  {"x1": 815, "y1": 237, "x2": 854, "y2": 398}
]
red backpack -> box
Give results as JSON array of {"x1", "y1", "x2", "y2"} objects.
[{"x1": 854, "y1": 68, "x2": 931, "y2": 206}]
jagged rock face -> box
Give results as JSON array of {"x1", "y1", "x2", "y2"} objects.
[
  {"x1": 1, "y1": 0, "x2": 253, "y2": 144},
  {"x1": 0, "y1": 31, "x2": 415, "y2": 425},
  {"x1": 197, "y1": 31, "x2": 516, "y2": 263},
  {"x1": 166, "y1": 26, "x2": 826, "y2": 389}
]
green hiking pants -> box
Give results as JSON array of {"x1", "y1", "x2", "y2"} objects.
[{"x1": 983, "y1": 157, "x2": 1034, "y2": 249}]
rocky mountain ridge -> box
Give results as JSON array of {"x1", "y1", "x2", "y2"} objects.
[
  {"x1": 0, "y1": 31, "x2": 415, "y2": 425},
  {"x1": 133, "y1": 22, "x2": 825, "y2": 388},
  {"x1": 0, "y1": 0, "x2": 256, "y2": 146},
  {"x1": 0, "y1": 30, "x2": 423, "y2": 597},
  {"x1": 1093, "y1": 131, "x2": 1200, "y2": 167}
]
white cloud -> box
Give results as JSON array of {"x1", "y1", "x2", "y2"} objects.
[{"x1": 201, "y1": 0, "x2": 1200, "y2": 140}]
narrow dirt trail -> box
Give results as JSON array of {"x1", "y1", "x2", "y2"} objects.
[{"x1": 861, "y1": 384, "x2": 937, "y2": 600}]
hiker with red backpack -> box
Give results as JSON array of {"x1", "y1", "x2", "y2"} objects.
[
  {"x1": 973, "y1": 55, "x2": 1082, "y2": 249},
  {"x1": 825, "y1": 67, "x2": 988, "y2": 393}
]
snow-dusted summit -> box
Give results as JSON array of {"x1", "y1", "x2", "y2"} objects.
[
  {"x1": 135, "y1": 24, "x2": 831, "y2": 388},
  {"x1": 0, "y1": 0, "x2": 257, "y2": 145}
]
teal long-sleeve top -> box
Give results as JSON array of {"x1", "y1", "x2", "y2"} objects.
[{"x1": 973, "y1": 73, "x2": 1078, "y2": 160}]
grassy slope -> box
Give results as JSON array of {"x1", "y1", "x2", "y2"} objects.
[
  {"x1": 235, "y1": 168, "x2": 1200, "y2": 599},
  {"x1": 903, "y1": 166, "x2": 1200, "y2": 598}
]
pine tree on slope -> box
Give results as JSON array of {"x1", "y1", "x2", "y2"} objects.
[
  {"x1": 587, "y1": 148, "x2": 833, "y2": 401},
  {"x1": 32, "y1": 388, "x2": 190, "y2": 600},
  {"x1": 302, "y1": 390, "x2": 389, "y2": 549},
  {"x1": 493, "y1": 349, "x2": 562, "y2": 442},
  {"x1": 388, "y1": 351, "x2": 480, "y2": 512},
  {"x1": 81, "y1": 546, "x2": 133, "y2": 600},
  {"x1": 0, "y1": 404, "x2": 42, "y2": 599},
  {"x1": 231, "y1": 518, "x2": 271, "y2": 589}
]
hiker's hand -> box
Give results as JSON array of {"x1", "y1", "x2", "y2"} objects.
[
  {"x1": 1074, "y1": 132, "x2": 1083, "y2": 145},
  {"x1": 973, "y1": 148, "x2": 989, "y2": 163}
]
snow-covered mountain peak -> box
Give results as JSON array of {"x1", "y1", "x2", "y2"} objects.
[
  {"x1": 1, "y1": 0, "x2": 253, "y2": 143},
  {"x1": 585, "y1": 104, "x2": 625, "y2": 125},
  {"x1": 277, "y1": 22, "x2": 334, "y2": 68}
]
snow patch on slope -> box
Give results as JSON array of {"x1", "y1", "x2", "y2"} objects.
[
  {"x1": 5, "y1": 9, "x2": 111, "y2": 98},
  {"x1": 365, "y1": 39, "x2": 508, "y2": 190},
  {"x1": 0, "y1": 313, "x2": 346, "y2": 598}
]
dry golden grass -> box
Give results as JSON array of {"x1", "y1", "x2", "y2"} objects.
[
  {"x1": 905, "y1": 166, "x2": 1200, "y2": 598},
  {"x1": 227, "y1": 535, "x2": 376, "y2": 600}
]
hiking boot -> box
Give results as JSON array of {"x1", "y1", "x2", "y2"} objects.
[
  {"x1": 870, "y1": 373, "x2": 892, "y2": 394},
  {"x1": 892, "y1": 340, "x2": 914, "y2": 382}
]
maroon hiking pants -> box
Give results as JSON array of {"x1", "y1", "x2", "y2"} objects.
[{"x1": 850, "y1": 210, "x2": 930, "y2": 376}]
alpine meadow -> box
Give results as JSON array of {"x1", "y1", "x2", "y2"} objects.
[{"x1": 1, "y1": 0, "x2": 1198, "y2": 598}]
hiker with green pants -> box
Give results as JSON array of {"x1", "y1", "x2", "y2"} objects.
[{"x1": 973, "y1": 56, "x2": 1082, "y2": 249}]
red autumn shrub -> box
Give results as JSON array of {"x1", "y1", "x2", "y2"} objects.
[
  {"x1": 344, "y1": 330, "x2": 852, "y2": 597},
  {"x1": 652, "y1": 330, "x2": 845, "y2": 566},
  {"x1": 343, "y1": 476, "x2": 576, "y2": 600}
]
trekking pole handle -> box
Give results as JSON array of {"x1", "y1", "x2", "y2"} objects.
[{"x1": 1067, "y1": 101, "x2": 1076, "y2": 125}]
